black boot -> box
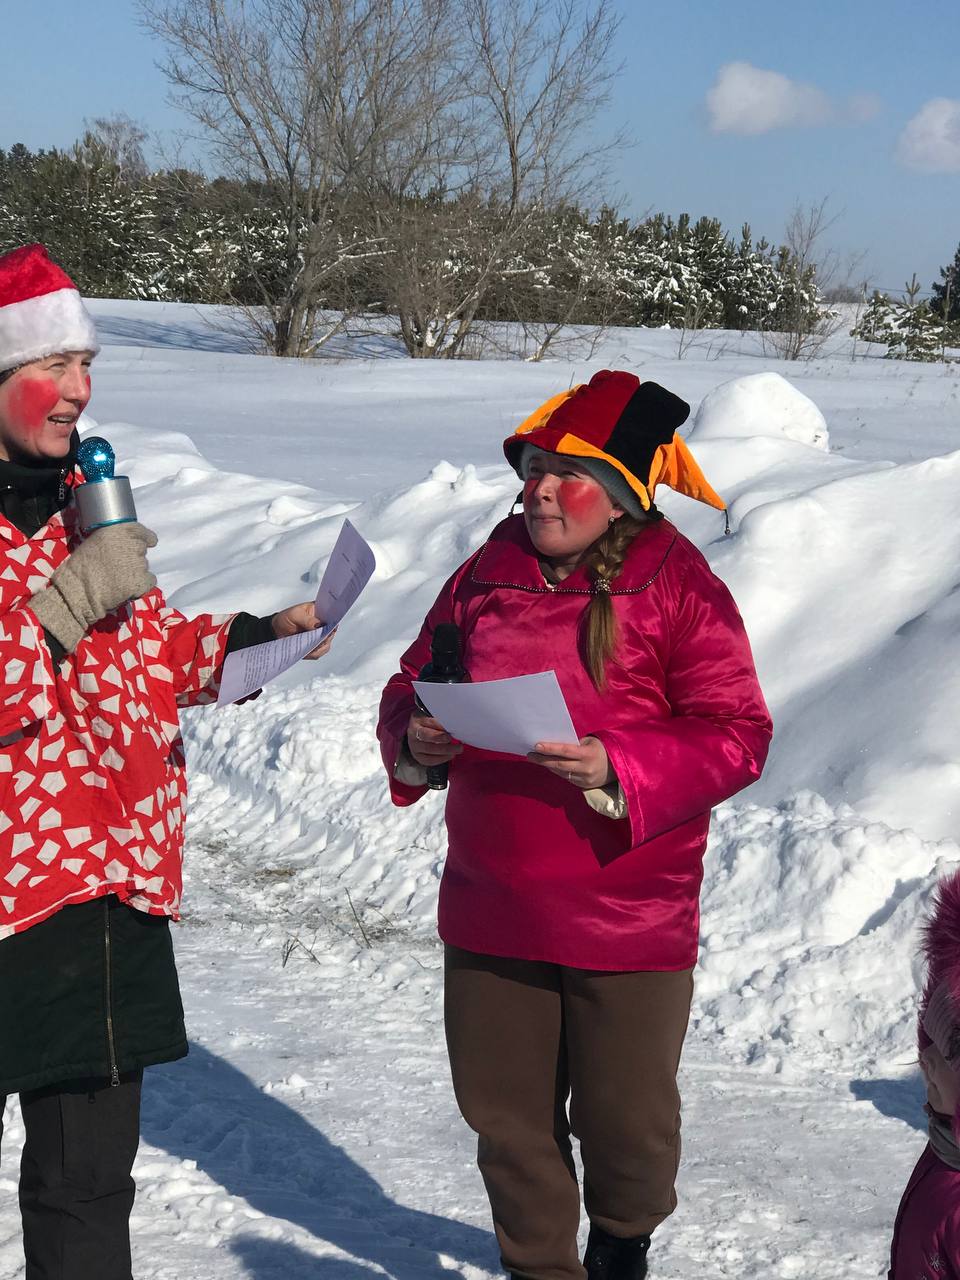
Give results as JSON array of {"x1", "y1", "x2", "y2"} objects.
[{"x1": 583, "y1": 1224, "x2": 651, "y2": 1279}]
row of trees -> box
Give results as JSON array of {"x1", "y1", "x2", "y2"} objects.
[
  {"x1": 0, "y1": 137, "x2": 825, "y2": 359},
  {"x1": 6, "y1": 0, "x2": 957, "y2": 365},
  {"x1": 0, "y1": 0, "x2": 834, "y2": 360}
]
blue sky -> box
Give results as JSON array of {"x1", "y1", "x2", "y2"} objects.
[{"x1": 3, "y1": 0, "x2": 958, "y2": 293}]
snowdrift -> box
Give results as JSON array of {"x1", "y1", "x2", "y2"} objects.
[
  {"x1": 688, "y1": 372, "x2": 830, "y2": 451},
  {"x1": 87, "y1": 370, "x2": 960, "y2": 1072}
]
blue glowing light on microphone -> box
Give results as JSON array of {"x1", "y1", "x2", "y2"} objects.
[
  {"x1": 76, "y1": 437, "x2": 116, "y2": 484},
  {"x1": 74, "y1": 436, "x2": 137, "y2": 532}
]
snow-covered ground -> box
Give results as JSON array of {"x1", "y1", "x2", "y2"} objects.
[{"x1": 4, "y1": 300, "x2": 960, "y2": 1277}]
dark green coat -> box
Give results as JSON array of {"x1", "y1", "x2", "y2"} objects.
[{"x1": 0, "y1": 895, "x2": 187, "y2": 1095}]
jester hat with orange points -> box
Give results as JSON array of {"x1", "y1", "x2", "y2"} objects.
[{"x1": 503, "y1": 370, "x2": 726, "y2": 519}]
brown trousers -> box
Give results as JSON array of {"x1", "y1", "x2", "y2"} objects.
[{"x1": 444, "y1": 946, "x2": 693, "y2": 1280}]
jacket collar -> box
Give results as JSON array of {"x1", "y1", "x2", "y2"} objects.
[
  {"x1": 0, "y1": 430, "x2": 78, "y2": 547},
  {"x1": 0, "y1": 429, "x2": 78, "y2": 492},
  {"x1": 471, "y1": 513, "x2": 678, "y2": 595},
  {"x1": 0, "y1": 463, "x2": 77, "y2": 552},
  {"x1": 0, "y1": 503, "x2": 71, "y2": 551}
]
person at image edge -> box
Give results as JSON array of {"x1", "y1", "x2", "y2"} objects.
[
  {"x1": 889, "y1": 869, "x2": 960, "y2": 1279},
  {"x1": 0, "y1": 243, "x2": 333, "y2": 1280}
]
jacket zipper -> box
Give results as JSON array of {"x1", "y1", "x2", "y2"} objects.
[{"x1": 103, "y1": 897, "x2": 120, "y2": 1087}]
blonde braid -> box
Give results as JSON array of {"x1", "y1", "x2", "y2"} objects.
[{"x1": 581, "y1": 514, "x2": 650, "y2": 689}]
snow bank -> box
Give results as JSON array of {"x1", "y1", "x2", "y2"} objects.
[
  {"x1": 716, "y1": 449, "x2": 960, "y2": 840},
  {"x1": 697, "y1": 793, "x2": 958, "y2": 1071},
  {"x1": 688, "y1": 372, "x2": 830, "y2": 451},
  {"x1": 82, "y1": 361, "x2": 960, "y2": 1072}
]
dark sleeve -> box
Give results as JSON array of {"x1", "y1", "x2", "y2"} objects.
[
  {"x1": 44, "y1": 629, "x2": 67, "y2": 665},
  {"x1": 224, "y1": 612, "x2": 277, "y2": 656}
]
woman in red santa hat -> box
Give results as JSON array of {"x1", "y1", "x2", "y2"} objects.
[{"x1": 0, "y1": 243, "x2": 332, "y2": 1280}]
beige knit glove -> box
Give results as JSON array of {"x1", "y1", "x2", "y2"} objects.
[{"x1": 28, "y1": 523, "x2": 158, "y2": 655}]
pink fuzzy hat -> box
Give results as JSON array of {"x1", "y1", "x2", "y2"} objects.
[
  {"x1": 0, "y1": 244, "x2": 99, "y2": 373},
  {"x1": 920, "y1": 870, "x2": 960, "y2": 1130}
]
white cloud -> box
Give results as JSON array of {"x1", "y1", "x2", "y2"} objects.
[
  {"x1": 897, "y1": 98, "x2": 960, "y2": 173},
  {"x1": 706, "y1": 62, "x2": 879, "y2": 136}
]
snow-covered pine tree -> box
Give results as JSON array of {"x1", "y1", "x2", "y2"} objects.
[
  {"x1": 0, "y1": 139, "x2": 158, "y2": 299},
  {"x1": 0, "y1": 146, "x2": 36, "y2": 252},
  {"x1": 899, "y1": 305, "x2": 948, "y2": 361},
  {"x1": 722, "y1": 225, "x2": 785, "y2": 330},
  {"x1": 851, "y1": 292, "x2": 900, "y2": 345},
  {"x1": 931, "y1": 244, "x2": 960, "y2": 323},
  {"x1": 899, "y1": 275, "x2": 953, "y2": 360},
  {"x1": 851, "y1": 280, "x2": 957, "y2": 361}
]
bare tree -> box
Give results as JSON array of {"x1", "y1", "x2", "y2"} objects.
[
  {"x1": 139, "y1": 0, "x2": 464, "y2": 356},
  {"x1": 466, "y1": 0, "x2": 621, "y2": 209},
  {"x1": 763, "y1": 198, "x2": 853, "y2": 361},
  {"x1": 847, "y1": 278, "x2": 872, "y2": 363},
  {"x1": 373, "y1": 0, "x2": 624, "y2": 357},
  {"x1": 83, "y1": 114, "x2": 150, "y2": 181},
  {"x1": 676, "y1": 295, "x2": 717, "y2": 360}
]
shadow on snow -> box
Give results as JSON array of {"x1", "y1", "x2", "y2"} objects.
[
  {"x1": 849, "y1": 1073, "x2": 926, "y2": 1132},
  {"x1": 93, "y1": 312, "x2": 257, "y2": 354},
  {"x1": 142, "y1": 1041, "x2": 495, "y2": 1279},
  {"x1": 230, "y1": 1236, "x2": 395, "y2": 1279}
]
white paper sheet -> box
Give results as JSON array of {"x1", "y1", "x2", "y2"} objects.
[
  {"x1": 411, "y1": 671, "x2": 578, "y2": 757},
  {"x1": 313, "y1": 519, "x2": 378, "y2": 640},
  {"x1": 217, "y1": 519, "x2": 375, "y2": 706}
]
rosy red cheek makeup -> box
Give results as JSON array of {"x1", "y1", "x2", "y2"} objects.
[
  {"x1": 7, "y1": 378, "x2": 61, "y2": 431},
  {"x1": 557, "y1": 478, "x2": 607, "y2": 521}
]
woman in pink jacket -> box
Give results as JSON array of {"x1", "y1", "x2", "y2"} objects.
[
  {"x1": 889, "y1": 870, "x2": 960, "y2": 1278},
  {"x1": 378, "y1": 371, "x2": 772, "y2": 1280}
]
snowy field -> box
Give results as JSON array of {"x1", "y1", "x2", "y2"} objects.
[{"x1": 4, "y1": 301, "x2": 960, "y2": 1277}]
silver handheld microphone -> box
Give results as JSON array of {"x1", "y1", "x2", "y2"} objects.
[{"x1": 74, "y1": 437, "x2": 137, "y2": 533}]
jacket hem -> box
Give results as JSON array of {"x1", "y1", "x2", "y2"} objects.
[
  {"x1": 438, "y1": 928, "x2": 698, "y2": 973},
  {"x1": 1, "y1": 883, "x2": 177, "y2": 940},
  {"x1": 0, "y1": 1037, "x2": 188, "y2": 1097}
]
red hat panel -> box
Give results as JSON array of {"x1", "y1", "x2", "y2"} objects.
[{"x1": 540, "y1": 370, "x2": 641, "y2": 449}]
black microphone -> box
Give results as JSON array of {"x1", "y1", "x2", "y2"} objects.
[{"x1": 415, "y1": 622, "x2": 466, "y2": 791}]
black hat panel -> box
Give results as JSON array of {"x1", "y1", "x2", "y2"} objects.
[{"x1": 602, "y1": 382, "x2": 691, "y2": 488}]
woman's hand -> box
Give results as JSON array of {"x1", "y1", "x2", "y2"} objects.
[
  {"x1": 406, "y1": 711, "x2": 463, "y2": 768},
  {"x1": 272, "y1": 602, "x2": 335, "y2": 660},
  {"x1": 528, "y1": 735, "x2": 614, "y2": 789}
]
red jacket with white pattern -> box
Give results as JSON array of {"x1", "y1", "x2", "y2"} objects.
[{"x1": 0, "y1": 503, "x2": 232, "y2": 938}]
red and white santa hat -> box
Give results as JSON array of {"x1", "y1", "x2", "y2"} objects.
[{"x1": 0, "y1": 244, "x2": 99, "y2": 374}]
